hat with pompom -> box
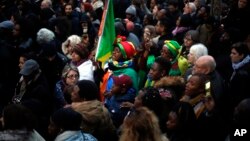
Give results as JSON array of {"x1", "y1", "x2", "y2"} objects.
[
  {"x1": 114, "y1": 35, "x2": 136, "y2": 59},
  {"x1": 163, "y1": 40, "x2": 181, "y2": 58}
]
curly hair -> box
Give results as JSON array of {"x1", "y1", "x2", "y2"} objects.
[{"x1": 120, "y1": 107, "x2": 167, "y2": 141}]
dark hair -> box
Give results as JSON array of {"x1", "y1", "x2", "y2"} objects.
[
  {"x1": 170, "y1": 101, "x2": 197, "y2": 132},
  {"x1": 72, "y1": 43, "x2": 90, "y2": 59},
  {"x1": 41, "y1": 40, "x2": 57, "y2": 57},
  {"x1": 142, "y1": 87, "x2": 164, "y2": 116},
  {"x1": 154, "y1": 57, "x2": 171, "y2": 75},
  {"x1": 231, "y1": 42, "x2": 250, "y2": 58},
  {"x1": 77, "y1": 80, "x2": 99, "y2": 100},
  {"x1": 51, "y1": 107, "x2": 82, "y2": 130},
  {"x1": 234, "y1": 98, "x2": 250, "y2": 126},
  {"x1": 2, "y1": 104, "x2": 36, "y2": 131},
  {"x1": 158, "y1": 17, "x2": 174, "y2": 32},
  {"x1": 179, "y1": 14, "x2": 192, "y2": 27}
]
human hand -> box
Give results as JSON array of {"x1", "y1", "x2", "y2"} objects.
[{"x1": 120, "y1": 102, "x2": 134, "y2": 108}]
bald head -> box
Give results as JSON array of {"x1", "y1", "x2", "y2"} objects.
[{"x1": 192, "y1": 55, "x2": 216, "y2": 75}]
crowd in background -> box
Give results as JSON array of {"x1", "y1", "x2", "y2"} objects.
[{"x1": 0, "y1": 0, "x2": 250, "y2": 140}]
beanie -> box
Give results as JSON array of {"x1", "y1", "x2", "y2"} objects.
[
  {"x1": 125, "y1": 5, "x2": 136, "y2": 16},
  {"x1": 164, "y1": 40, "x2": 181, "y2": 58},
  {"x1": 115, "y1": 36, "x2": 136, "y2": 59}
]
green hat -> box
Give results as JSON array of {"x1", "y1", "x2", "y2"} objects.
[{"x1": 164, "y1": 40, "x2": 181, "y2": 58}]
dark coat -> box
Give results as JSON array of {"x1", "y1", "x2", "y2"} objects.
[{"x1": 229, "y1": 62, "x2": 250, "y2": 108}]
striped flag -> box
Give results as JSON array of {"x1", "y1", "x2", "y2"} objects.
[{"x1": 95, "y1": 0, "x2": 115, "y2": 66}]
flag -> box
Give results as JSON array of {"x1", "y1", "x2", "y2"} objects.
[{"x1": 95, "y1": 0, "x2": 115, "y2": 65}]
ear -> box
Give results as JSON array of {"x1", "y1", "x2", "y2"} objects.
[{"x1": 203, "y1": 65, "x2": 211, "y2": 74}]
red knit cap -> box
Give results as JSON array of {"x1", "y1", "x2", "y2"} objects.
[{"x1": 114, "y1": 35, "x2": 136, "y2": 59}]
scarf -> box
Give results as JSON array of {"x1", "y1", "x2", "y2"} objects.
[
  {"x1": 108, "y1": 58, "x2": 134, "y2": 71},
  {"x1": 231, "y1": 55, "x2": 250, "y2": 81},
  {"x1": 172, "y1": 27, "x2": 189, "y2": 36}
]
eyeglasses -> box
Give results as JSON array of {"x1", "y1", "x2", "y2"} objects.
[{"x1": 67, "y1": 74, "x2": 79, "y2": 79}]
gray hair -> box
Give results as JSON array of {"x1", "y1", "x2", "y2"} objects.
[
  {"x1": 41, "y1": 0, "x2": 52, "y2": 8},
  {"x1": 36, "y1": 28, "x2": 55, "y2": 45},
  {"x1": 188, "y1": 2, "x2": 197, "y2": 15},
  {"x1": 189, "y1": 43, "x2": 208, "y2": 61},
  {"x1": 61, "y1": 64, "x2": 79, "y2": 80}
]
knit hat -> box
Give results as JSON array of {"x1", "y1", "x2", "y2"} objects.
[
  {"x1": 72, "y1": 43, "x2": 89, "y2": 59},
  {"x1": 112, "y1": 74, "x2": 133, "y2": 88},
  {"x1": 125, "y1": 5, "x2": 136, "y2": 16},
  {"x1": 114, "y1": 36, "x2": 136, "y2": 59},
  {"x1": 164, "y1": 40, "x2": 181, "y2": 58}
]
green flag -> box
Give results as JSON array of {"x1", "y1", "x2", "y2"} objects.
[{"x1": 95, "y1": 0, "x2": 115, "y2": 65}]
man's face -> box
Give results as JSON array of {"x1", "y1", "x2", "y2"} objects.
[
  {"x1": 192, "y1": 59, "x2": 208, "y2": 75},
  {"x1": 238, "y1": 0, "x2": 248, "y2": 9},
  {"x1": 65, "y1": 5, "x2": 73, "y2": 16}
]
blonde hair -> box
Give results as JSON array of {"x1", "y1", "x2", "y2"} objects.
[
  {"x1": 62, "y1": 35, "x2": 82, "y2": 59},
  {"x1": 120, "y1": 107, "x2": 166, "y2": 141}
]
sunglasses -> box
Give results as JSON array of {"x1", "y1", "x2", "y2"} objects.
[{"x1": 67, "y1": 74, "x2": 79, "y2": 79}]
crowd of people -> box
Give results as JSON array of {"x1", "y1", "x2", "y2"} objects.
[{"x1": 0, "y1": 0, "x2": 250, "y2": 141}]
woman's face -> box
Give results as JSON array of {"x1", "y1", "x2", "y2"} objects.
[
  {"x1": 230, "y1": 48, "x2": 244, "y2": 63},
  {"x1": 161, "y1": 47, "x2": 172, "y2": 62},
  {"x1": 187, "y1": 50, "x2": 196, "y2": 65},
  {"x1": 148, "y1": 62, "x2": 163, "y2": 81},
  {"x1": 184, "y1": 34, "x2": 194, "y2": 48},
  {"x1": 152, "y1": 5, "x2": 158, "y2": 15},
  {"x1": 112, "y1": 47, "x2": 123, "y2": 61},
  {"x1": 65, "y1": 70, "x2": 79, "y2": 85},
  {"x1": 71, "y1": 51, "x2": 82, "y2": 62},
  {"x1": 134, "y1": 90, "x2": 144, "y2": 108},
  {"x1": 143, "y1": 28, "x2": 151, "y2": 41},
  {"x1": 19, "y1": 56, "x2": 26, "y2": 70},
  {"x1": 184, "y1": 75, "x2": 202, "y2": 96},
  {"x1": 166, "y1": 111, "x2": 178, "y2": 130},
  {"x1": 70, "y1": 85, "x2": 81, "y2": 102}
]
